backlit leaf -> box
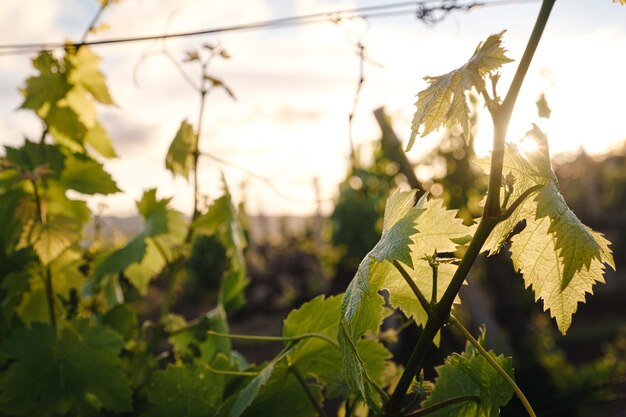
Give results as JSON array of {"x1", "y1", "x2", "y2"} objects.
[
  {"x1": 84, "y1": 122, "x2": 117, "y2": 158},
  {"x1": 165, "y1": 120, "x2": 196, "y2": 180},
  {"x1": 408, "y1": 31, "x2": 513, "y2": 151},
  {"x1": 479, "y1": 126, "x2": 614, "y2": 333},
  {"x1": 66, "y1": 46, "x2": 114, "y2": 105}
]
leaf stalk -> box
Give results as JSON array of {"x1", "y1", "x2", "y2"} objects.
[{"x1": 448, "y1": 315, "x2": 536, "y2": 417}]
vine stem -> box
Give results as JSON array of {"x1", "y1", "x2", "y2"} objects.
[
  {"x1": 44, "y1": 266, "x2": 56, "y2": 328},
  {"x1": 205, "y1": 330, "x2": 340, "y2": 350},
  {"x1": 448, "y1": 315, "x2": 537, "y2": 417},
  {"x1": 202, "y1": 364, "x2": 258, "y2": 377},
  {"x1": 393, "y1": 260, "x2": 430, "y2": 314},
  {"x1": 289, "y1": 365, "x2": 329, "y2": 417},
  {"x1": 385, "y1": 2, "x2": 555, "y2": 413},
  {"x1": 485, "y1": 0, "x2": 556, "y2": 217},
  {"x1": 404, "y1": 395, "x2": 479, "y2": 417}
]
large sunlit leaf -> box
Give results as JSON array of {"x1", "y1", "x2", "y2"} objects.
[
  {"x1": 478, "y1": 126, "x2": 614, "y2": 333},
  {"x1": 408, "y1": 31, "x2": 513, "y2": 151}
]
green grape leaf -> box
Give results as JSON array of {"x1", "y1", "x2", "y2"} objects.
[
  {"x1": 84, "y1": 122, "x2": 117, "y2": 158},
  {"x1": 338, "y1": 192, "x2": 470, "y2": 402},
  {"x1": 408, "y1": 31, "x2": 513, "y2": 151},
  {"x1": 143, "y1": 363, "x2": 224, "y2": 417},
  {"x1": 479, "y1": 126, "x2": 614, "y2": 333},
  {"x1": 284, "y1": 295, "x2": 390, "y2": 398},
  {"x1": 238, "y1": 363, "x2": 323, "y2": 417},
  {"x1": 165, "y1": 120, "x2": 196, "y2": 180},
  {"x1": 66, "y1": 46, "x2": 114, "y2": 105},
  {"x1": 422, "y1": 340, "x2": 514, "y2": 417},
  {"x1": 0, "y1": 321, "x2": 131, "y2": 416},
  {"x1": 60, "y1": 155, "x2": 120, "y2": 195}
]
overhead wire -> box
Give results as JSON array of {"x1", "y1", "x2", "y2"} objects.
[{"x1": 0, "y1": 0, "x2": 542, "y2": 57}]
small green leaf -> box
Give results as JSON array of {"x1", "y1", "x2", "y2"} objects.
[
  {"x1": 60, "y1": 155, "x2": 120, "y2": 195},
  {"x1": 165, "y1": 120, "x2": 196, "y2": 180},
  {"x1": 408, "y1": 31, "x2": 513, "y2": 151},
  {"x1": 536, "y1": 93, "x2": 551, "y2": 119}
]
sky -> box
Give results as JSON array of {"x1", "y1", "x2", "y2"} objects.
[{"x1": 1, "y1": 0, "x2": 625, "y2": 218}]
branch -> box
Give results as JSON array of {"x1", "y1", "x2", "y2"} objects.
[
  {"x1": 205, "y1": 330, "x2": 340, "y2": 350},
  {"x1": 405, "y1": 395, "x2": 480, "y2": 417},
  {"x1": 485, "y1": 0, "x2": 556, "y2": 217},
  {"x1": 393, "y1": 260, "x2": 430, "y2": 314},
  {"x1": 203, "y1": 364, "x2": 259, "y2": 377},
  {"x1": 289, "y1": 365, "x2": 329, "y2": 417},
  {"x1": 499, "y1": 184, "x2": 543, "y2": 221},
  {"x1": 79, "y1": 2, "x2": 108, "y2": 46},
  {"x1": 44, "y1": 266, "x2": 56, "y2": 328},
  {"x1": 448, "y1": 315, "x2": 536, "y2": 417}
]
